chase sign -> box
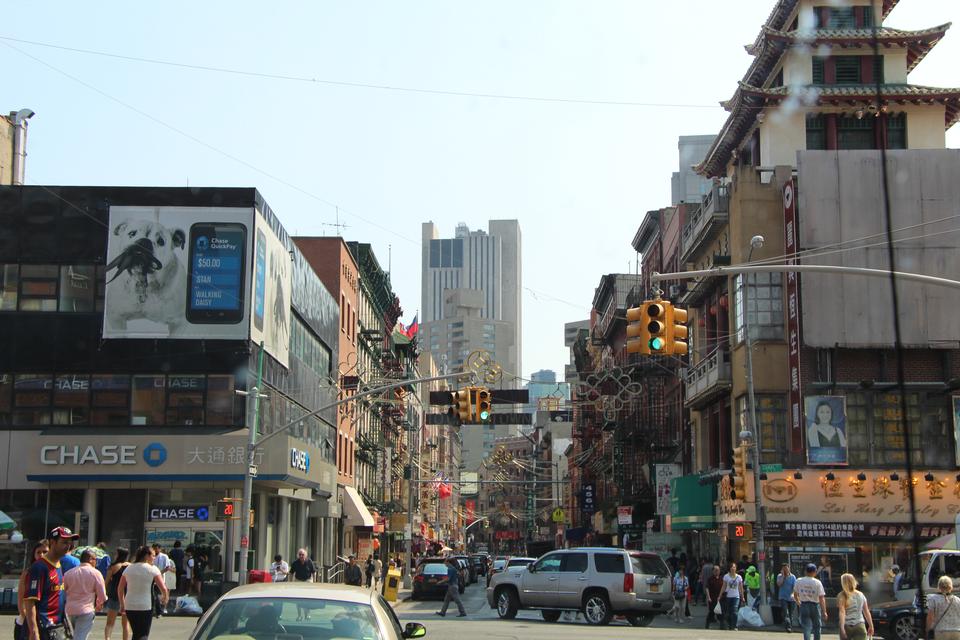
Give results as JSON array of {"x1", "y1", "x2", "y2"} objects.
[{"x1": 290, "y1": 448, "x2": 310, "y2": 473}]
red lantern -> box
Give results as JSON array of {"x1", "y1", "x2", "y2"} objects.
[
  {"x1": 372, "y1": 538, "x2": 381, "y2": 550},
  {"x1": 438, "y1": 483, "x2": 452, "y2": 499}
]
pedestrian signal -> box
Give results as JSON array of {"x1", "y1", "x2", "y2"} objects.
[{"x1": 216, "y1": 499, "x2": 237, "y2": 520}]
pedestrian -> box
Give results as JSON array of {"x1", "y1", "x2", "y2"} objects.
[
  {"x1": 667, "y1": 548, "x2": 680, "y2": 576},
  {"x1": 700, "y1": 558, "x2": 714, "y2": 606},
  {"x1": 891, "y1": 564, "x2": 902, "y2": 599},
  {"x1": 191, "y1": 552, "x2": 206, "y2": 597},
  {"x1": 150, "y1": 546, "x2": 174, "y2": 609},
  {"x1": 364, "y1": 556, "x2": 374, "y2": 588},
  {"x1": 745, "y1": 565, "x2": 761, "y2": 609},
  {"x1": 343, "y1": 555, "x2": 362, "y2": 587},
  {"x1": 793, "y1": 562, "x2": 828, "y2": 640},
  {"x1": 183, "y1": 551, "x2": 194, "y2": 596},
  {"x1": 926, "y1": 575, "x2": 960, "y2": 640},
  {"x1": 118, "y1": 546, "x2": 168, "y2": 640},
  {"x1": 435, "y1": 558, "x2": 467, "y2": 618},
  {"x1": 372, "y1": 555, "x2": 384, "y2": 593},
  {"x1": 777, "y1": 563, "x2": 798, "y2": 632},
  {"x1": 95, "y1": 543, "x2": 112, "y2": 580},
  {"x1": 672, "y1": 566, "x2": 690, "y2": 623},
  {"x1": 291, "y1": 549, "x2": 317, "y2": 621},
  {"x1": 23, "y1": 527, "x2": 80, "y2": 640},
  {"x1": 103, "y1": 548, "x2": 131, "y2": 640},
  {"x1": 15, "y1": 539, "x2": 48, "y2": 640},
  {"x1": 270, "y1": 555, "x2": 289, "y2": 582},
  {"x1": 837, "y1": 573, "x2": 874, "y2": 640},
  {"x1": 705, "y1": 565, "x2": 724, "y2": 629},
  {"x1": 63, "y1": 549, "x2": 108, "y2": 640},
  {"x1": 60, "y1": 540, "x2": 80, "y2": 574},
  {"x1": 722, "y1": 561, "x2": 745, "y2": 632},
  {"x1": 167, "y1": 542, "x2": 183, "y2": 594}
]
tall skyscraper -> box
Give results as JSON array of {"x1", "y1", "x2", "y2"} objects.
[{"x1": 421, "y1": 221, "x2": 522, "y2": 467}]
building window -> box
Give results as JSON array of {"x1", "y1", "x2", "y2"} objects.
[
  {"x1": 812, "y1": 58, "x2": 825, "y2": 85},
  {"x1": 59, "y1": 265, "x2": 95, "y2": 312},
  {"x1": 53, "y1": 375, "x2": 90, "y2": 425},
  {"x1": 838, "y1": 114, "x2": 875, "y2": 149},
  {"x1": 0, "y1": 375, "x2": 11, "y2": 424},
  {"x1": 91, "y1": 375, "x2": 130, "y2": 425},
  {"x1": 737, "y1": 394, "x2": 788, "y2": 464},
  {"x1": 13, "y1": 374, "x2": 53, "y2": 425},
  {"x1": 131, "y1": 375, "x2": 165, "y2": 425},
  {"x1": 887, "y1": 113, "x2": 907, "y2": 149},
  {"x1": 814, "y1": 6, "x2": 872, "y2": 28},
  {"x1": 1, "y1": 265, "x2": 18, "y2": 310},
  {"x1": 734, "y1": 273, "x2": 784, "y2": 342},
  {"x1": 19, "y1": 265, "x2": 58, "y2": 312},
  {"x1": 166, "y1": 375, "x2": 205, "y2": 425},
  {"x1": 206, "y1": 375, "x2": 235, "y2": 425},
  {"x1": 834, "y1": 57, "x2": 861, "y2": 84},
  {"x1": 845, "y1": 391, "x2": 953, "y2": 467},
  {"x1": 806, "y1": 114, "x2": 826, "y2": 150}
]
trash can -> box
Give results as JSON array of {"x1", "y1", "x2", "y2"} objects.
[
  {"x1": 383, "y1": 568, "x2": 402, "y2": 602},
  {"x1": 248, "y1": 569, "x2": 273, "y2": 584}
]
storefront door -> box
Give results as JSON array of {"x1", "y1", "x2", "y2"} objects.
[{"x1": 145, "y1": 523, "x2": 225, "y2": 573}]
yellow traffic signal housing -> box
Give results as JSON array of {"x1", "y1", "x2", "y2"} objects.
[
  {"x1": 448, "y1": 389, "x2": 472, "y2": 424},
  {"x1": 668, "y1": 305, "x2": 689, "y2": 355},
  {"x1": 646, "y1": 302, "x2": 668, "y2": 354},
  {"x1": 475, "y1": 387, "x2": 492, "y2": 423},
  {"x1": 732, "y1": 445, "x2": 748, "y2": 501},
  {"x1": 625, "y1": 305, "x2": 649, "y2": 354}
]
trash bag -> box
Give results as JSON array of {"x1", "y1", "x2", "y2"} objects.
[
  {"x1": 737, "y1": 606, "x2": 764, "y2": 628},
  {"x1": 175, "y1": 595, "x2": 203, "y2": 615}
]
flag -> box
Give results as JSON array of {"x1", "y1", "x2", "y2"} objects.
[{"x1": 403, "y1": 314, "x2": 419, "y2": 338}]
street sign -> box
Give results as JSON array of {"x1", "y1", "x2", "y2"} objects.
[
  {"x1": 248, "y1": 465, "x2": 258, "y2": 477},
  {"x1": 760, "y1": 463, "x2": 783, "y2": 473},
  {"x1": 551, "y1": 508, "x2": 565, "y2": 523},
  {"x1": 240, "y1": 535, "x2": 248, "y2": 548}
]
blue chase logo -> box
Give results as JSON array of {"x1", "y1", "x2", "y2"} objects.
[
  {"x1": 290, "y1": 448, "x2": 310, "y2": 473},
  {"x1": 143, "y1": 442, "x2": 168, "y2": 468}
]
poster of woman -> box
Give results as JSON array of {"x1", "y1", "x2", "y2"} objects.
[{"x1": 805, "y1": 396, "x2": 848, "y2": 465}]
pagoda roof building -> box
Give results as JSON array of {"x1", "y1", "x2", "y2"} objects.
[{"x1": 697, "y1": 0, "x2": 958, "y2": 177}]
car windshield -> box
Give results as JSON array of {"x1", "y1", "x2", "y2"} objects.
[
  {"x1": 492, "y1": 560, "x2": 506, "y2": 570},
  {"x1": 631, "y1": 554, "x2": 670, "y2": 577},
  {"x1": 194, "y1": 597, "x2": 382, "y2": 640},
  {"x1": 507, "y1": 558, "x2": 531, "y2": 567},
  {"x1": 419, "y1": 563, "x2": 448, "y2": 575}
]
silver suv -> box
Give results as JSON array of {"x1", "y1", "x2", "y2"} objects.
[{"x1": 485, "y1": 547, "x2": 671, "y2": 626}]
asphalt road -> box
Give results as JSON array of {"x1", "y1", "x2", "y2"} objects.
[{"x1": 2, "y1": 583, "x2": 831, "y2": 640}]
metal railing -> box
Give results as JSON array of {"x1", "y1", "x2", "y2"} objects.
[
  {"x1": 684, "y1": 346, "x2": 732, "y2": 407},
  {"x1": 323, "y1": 561, "x2": 345, "y2": 584},
  {"x1": 680, "y1": 184, "x2": 730, "y2": 262}
]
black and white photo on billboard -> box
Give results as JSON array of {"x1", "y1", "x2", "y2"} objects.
[
  {"x1": 103, "y1": 206, "x2": 253, "y2": 340},
  {"x1": 250, "y1": 212, "x2": 292, "y2": 367}
]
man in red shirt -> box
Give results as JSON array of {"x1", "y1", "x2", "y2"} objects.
[{"x1": 23, "y1": 527, "x2": 80, "y2": 640}]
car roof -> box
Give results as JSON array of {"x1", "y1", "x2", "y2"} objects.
[
  {"x1": 218, "y1": 582, "x2": 375, "y2": 604},
  {"x1": 507, "y1": 557, "x2": 535, "y2": 562}
]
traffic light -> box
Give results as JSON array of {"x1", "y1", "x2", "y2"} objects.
[
  {"x1": 475, "y1": 387, "x2": 492, "y2": 423},
  {"x1": 732, "y1": 445, "x2": 748, "y2": 501},
  {"x1": 646, "y1": 302, "x2": 668, "y2": 353},
  {"x1": 668, "y1": 305, "x2": 689, "y2": 355},
  {"x1": 625, "y1": 305, "x2": 649, "y2": 355},
  {"x1": 448, "y1": 389, "x2": 472, "y2": 424}
]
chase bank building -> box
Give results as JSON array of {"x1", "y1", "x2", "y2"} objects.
[{"x1": 0, "y1": 186, "x2": 341, "y2": 583}]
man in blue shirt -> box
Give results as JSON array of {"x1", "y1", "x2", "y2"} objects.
[
  {"x1": 777, "y1": 564, "x2": 798, "y2": 632},
  {"x1": 435, "y1": 558, "x2": 466, "y2": 617}
]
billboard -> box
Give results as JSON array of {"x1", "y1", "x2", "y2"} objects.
[
  {"x1": 250, "y1": 213, "x2": 291, "y2": 367},
  {"x1": 805, "y1": 395, "x2": 848, "y2": 465},
  {"x1": 103, "y1": 206, "x2": 253, "y2": 340}
]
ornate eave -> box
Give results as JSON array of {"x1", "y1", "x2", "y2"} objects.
[
  {"x1": 761, "y1": 23, "x2": 951, "y2": 72},
  {"x1": 883, "y1": 0, "x2": 900, "y2": 20},
  {"x1": 738, "y1": 82, "x2": 960, "y2": 129}
]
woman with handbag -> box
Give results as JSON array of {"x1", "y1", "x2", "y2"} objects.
[
  {"x1": 927, "y1": 576, "x2": 960, "y2": 640},
  {"x1": 118, "y1": 547, "x2": 168, "y2": 640},
  {"x1": 103, "y1": 548, "x2": 131, "y2": 640},
  {"x1": 705, "y1": 564, "x2": 725, "y2": 629},
  {"x1": 836, "y1": 573, "x2": 874, "y2": 640}
]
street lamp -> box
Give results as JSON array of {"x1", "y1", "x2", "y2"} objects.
[{"x1": 740, "y1": 234, "x2": 771, "y2": 621}]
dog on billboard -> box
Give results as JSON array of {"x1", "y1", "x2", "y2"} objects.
[{"x1": 105, "y1": 218, "x2": 187, "y2": 334}]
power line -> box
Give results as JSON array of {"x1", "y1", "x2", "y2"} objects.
[{"x1": 0, "y1": 34, "x2": 721, "y2": 110}]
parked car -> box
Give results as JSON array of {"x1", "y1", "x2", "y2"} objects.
[
  {"x1": 470, "y1": 554, "x2": 488, "y2": 577},
  {"x1": 487, "y1": 557, "x2": 508, "y2": 587},
  {"x1": 452, "y1": 555, "x2": 477, "y2": 584},
  {"x1": 486, "y1": 547, "x2": 671, "y2": 626},
  {"x1": 505, "y1": 557, "x2": 536, "y2": 571},
  {"x1": 188, "y1": 582, "x2": 426, "y2": 640},
  {"x1": 413, "y1": 560, "x2": 457, "y2": 600},
  {"x1": 870, "y1": 599, "x2": 921, "y2": 640},
  {"x1": 894, "y1": 550, "x2": 960, "y2": 604},
  {"x1": 415, "y1": 557, "x2": 466, "y2": 596}
]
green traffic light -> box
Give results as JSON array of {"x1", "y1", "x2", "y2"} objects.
[
  {"x1": 480, "y1": 410, "x2": 490, "y2": 420},
  {"x1": 649, "y1": 337, "x2": 665, "y2": 351}
]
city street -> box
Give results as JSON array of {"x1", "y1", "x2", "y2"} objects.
[{"x1": 1, "y1": 583, "x2": 824, "y2": 640}]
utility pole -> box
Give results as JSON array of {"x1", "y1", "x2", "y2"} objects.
[
  {"x1": 237, "y1": 342, "x2": 266, "y2": 585},
  {"x1": 403, "y1": 360, "x2": 418, "y2": 589}
]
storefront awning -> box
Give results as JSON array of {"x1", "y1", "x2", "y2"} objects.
[
  {"x1": 342, "y1": 486, "x2": 375, "y2": 528},
  {"x1": 670, "y1": 474, "x2": 717, "y2": 531}
]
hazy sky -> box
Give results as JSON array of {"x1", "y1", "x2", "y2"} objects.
[{"x1": 5, "y1": 1, "x2": 958, "y2": 380}]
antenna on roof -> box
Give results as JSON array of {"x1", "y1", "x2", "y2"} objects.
[{"x1": 320, "y1": 206, "x2": 350, "y2": 236}]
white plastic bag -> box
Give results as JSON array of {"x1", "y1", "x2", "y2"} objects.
[
  {"x1": 737, "y1": 606, "x2": 764, "y2": 628},
  {"x1": 175, "y1": 595, "x2": 203, "y2": 614},
  {"x1": 713, "y1": 601, "x2": 722, "y2": 615}
]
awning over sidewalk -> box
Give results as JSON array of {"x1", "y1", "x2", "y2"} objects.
[
  {"x1": 670, "y1": 474, "x2": 717, "y2": 531},
  {"x1": 342, "y1": 485, "x2": 375, "y2": 528}
]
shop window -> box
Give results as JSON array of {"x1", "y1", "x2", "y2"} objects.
[
  {"x1": 131, "y1": 375, "x2": 165, "y2": 425},
  {"x1": 53, "y1": 375, "x2": 90, "y2": 425},
  {"x1": 206, "y1": 375, "x2": 235, "y2": 425},
  {"x1": 0, "y1": 375, "x2": 11, "y2": 424},
  {"x1": 58, "y1": 265, "x2": 95, "y2": 312},
  {"x1": 13, "y1": 374, "x2": 53, "y2": 425},
  {"x1": 166, "y1": 375, "x2": 205, "y2": 425},
  {"x1": 18, "y1": 265, "x2": 58, "y2": 312},
  {"x1": 0, "y1": 265, "x2": 17, "y2": 310},
  {"x1": 91, "y1": 375, "x2": 130, "y2": 425}
]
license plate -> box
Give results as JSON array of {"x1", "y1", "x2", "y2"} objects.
[{"x1": 648, "y1": 583, "x2": 659, "y2": 592}]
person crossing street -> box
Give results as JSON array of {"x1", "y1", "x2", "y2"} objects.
[
  {"x1": 435, "y1": 558, "x2": 466, "y2": 618},
  {"x1": 794, "y1": 562, "x2": 828, "y2": 640}
]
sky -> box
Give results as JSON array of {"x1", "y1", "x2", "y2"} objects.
[{"x1": 4, "y1": 1, "x2": 959, "y2": 381}]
